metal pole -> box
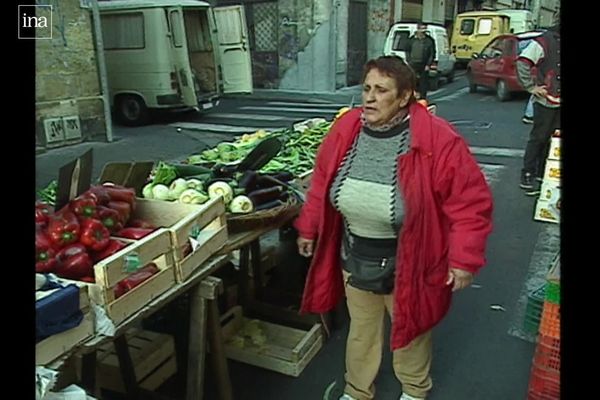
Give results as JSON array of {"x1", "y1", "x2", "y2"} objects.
[{"x1": 91, "y1": 0, "x2": 113, "y2": 142}]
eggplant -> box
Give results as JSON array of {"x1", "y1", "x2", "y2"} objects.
[
  {"x1": 268, "y1": 171, "x2": 294, "y2": 182},
  {"x1": 238, "y1": 170, "x2": 259, "y2": 192},
  {"x1": 254, "y1": 199, "x2": 284, "y2": 211},
  {"x1": 255, "y1": 174, "x2": 285, "y2": 189},
  {"x1": 247, "y1": 186, "x2": 285, "y2": 206}
]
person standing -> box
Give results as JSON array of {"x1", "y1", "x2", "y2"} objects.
[
  {"x1": 295, "y1": 56, "x2": 493, "y2": 400},
  {"x1": 516, "y1": 14, "x2": 560, "y2": 194},
  {"x1": 406, "y1": 23, "x2": 436, "y2": 100}
]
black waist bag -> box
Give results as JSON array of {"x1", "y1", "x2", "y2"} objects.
[{"x1": 341, "y1": 232, "x2": 397, "y2": 294}]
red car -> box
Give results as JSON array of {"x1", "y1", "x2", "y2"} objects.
[{"x1": 466, "y1": 31, "x2": 543, "y2": 101}]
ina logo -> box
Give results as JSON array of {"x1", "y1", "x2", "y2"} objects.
[{"x1": 18, "y1": 5, "x2": 52, "y2": 39}]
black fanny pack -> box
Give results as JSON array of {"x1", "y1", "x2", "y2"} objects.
[{"x1": 341, "y1": 232, "x2": 397, "y2": 294}]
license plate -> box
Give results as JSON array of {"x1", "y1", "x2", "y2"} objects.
[{"x1": 201, "y1": 102, "x2": 214, "y2": 110}]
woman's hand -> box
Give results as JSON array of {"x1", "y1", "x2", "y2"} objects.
[
  {"x1": 446, "y1": 268, "x2": 474, "y2": 292},
  {"x1": 297, "y1": 237, "x2": 315, "y2": 258}
]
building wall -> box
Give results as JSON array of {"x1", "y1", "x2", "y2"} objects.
[
  {"x1": 367, "y1": 0, "x2": 392, "y2": 60},
  {"x1": 423, "y1": 0, "x2": 446, "y2": 25},
  {"x1": 35, "y1": 0, "x2": 106, "y2": 148}
]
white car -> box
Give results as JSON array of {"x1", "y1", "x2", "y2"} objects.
[{"x1": 383, "y1": 22, "x2": 456, "y2": 90}]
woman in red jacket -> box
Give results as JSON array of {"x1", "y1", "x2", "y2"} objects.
[{"x1": 294, "y1": 56, "x2": 493, "y2": 400}]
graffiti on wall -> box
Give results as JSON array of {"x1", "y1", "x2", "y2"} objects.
[
  {"x1": 368, "y1": 8, "x2": 389, "y2": 33},
  {"x1": 36, "y1": 0, "x2": 67, "y2": 46}
]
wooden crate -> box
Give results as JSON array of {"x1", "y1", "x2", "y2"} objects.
[
  {"x1": 85, "y1": 228, "x2": 177, "y2": 326},
  {"x1": 76, "y1": 329, "x2": 177, "y2": 394},
  {"x1": 220, "y1": 306, "x2": 323, "y2": 377},
  {"x1": 131, "y1": 197, "x2": 228, "y2": 282},
  {"x1": 36, "y1": 280, "x2": 94, "y2": 365}
]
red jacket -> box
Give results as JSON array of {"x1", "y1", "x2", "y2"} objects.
[{"x1": 294, "y1": 103, "x2": 493, "y2": 349}]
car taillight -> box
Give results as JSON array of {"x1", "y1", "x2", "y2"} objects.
[{"x1": 170, "y1": 72, "x2": 179, "y2": 91}]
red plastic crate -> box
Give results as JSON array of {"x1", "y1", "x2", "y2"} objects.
[
  {"x1": 532, "y1": 335, "x2": 560, "y2": 373},
  {"x1": 528, "y1": 365, "x2": 560, "y2": 399}
]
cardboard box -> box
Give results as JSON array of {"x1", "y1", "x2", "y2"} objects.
[
  {"x1": 539, "y1": 181, "x2": 561, "y2": 204},
  {"x1": 548, "y1": 137, "x2": 561, "y2": 161},
  {"x1": 543, "y1": 159, "x2": 561, "y2": 183},
  {"x1": 534, "y1": 199, "x2": 560, "y2": 224}
]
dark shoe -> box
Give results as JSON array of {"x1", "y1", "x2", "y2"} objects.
[
  {"x1": 522, "y1": 116, "x2": 534, "y2": 124},
  {"x1": 520, "y1": 172, "x2": 534, "y2": 190}
]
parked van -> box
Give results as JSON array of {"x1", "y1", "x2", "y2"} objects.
[
  {"x1": 451, "y1": 11, "x2": 510, "y2": 64},
  {"x1": 384, "y1": 22, "x2": 456, "y2": 90},
  {"x1": 98, "y1": 0, "x2": 253, "y2": 126},
  {"x1": 498, "y1": 9, "x2": 535, "y2": 34}
]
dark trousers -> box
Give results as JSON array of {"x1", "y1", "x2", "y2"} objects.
[
  {"x1": 522, "y1": 103, "x2": 561, "y2": 176},
  {"x1": 410, "y1": 63, "x2": 429, "y2": 99}
]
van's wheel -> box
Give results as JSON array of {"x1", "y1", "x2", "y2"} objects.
[
  {"x1": 467, "y1": 70, "x2": 477, "y2": 93},
  {"x1": 115, "y1": 95, "x2": 149, "y2": 126},
  {"x1": 496, "y1": 80, "x2": 511, "y2": 102},
  {"x1": 446, "y1": 68, "x2": 455, "y2": 83}
]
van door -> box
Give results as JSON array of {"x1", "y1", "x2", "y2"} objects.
[
  {"x1": 168, "y1": 8, "x2": 198, "y2": 106},
  {"x1": 212, "y1": 5, "x2": 253, "y2": 93}
]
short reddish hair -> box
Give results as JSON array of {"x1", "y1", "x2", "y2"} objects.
[{"x1": 362, "y1": 56, "x2": 417, "y2": 102}]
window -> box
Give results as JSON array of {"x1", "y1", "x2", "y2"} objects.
[
  {"x1": 101, "y1": 13, "x2": 144, "y2": 49},
  {"x1": 184, "y1": 10, "x2": 212, "y2": 52},
  {"x1": 170, "y1": 10, "x2": 183, "y2": 47},
  {"x1": 392, "y1": 31, "x2": 411, "y2": 51},
  {"x1": 481, "y1": 38, "x2": 503, "y2": 58},
  {"x1": 477, "y1": 19, "x2": 493, "y2": 35},
  {"x1": 460, "y1": 19, "x2": 475, "y2": 35}
]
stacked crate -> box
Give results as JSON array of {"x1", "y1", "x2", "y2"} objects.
[
  {"x1": 527, "y1": 255, "x2": 560, "y2": 400},
  {"x1": 534, "y1": 130, "x2": 561, "y2": 223}
]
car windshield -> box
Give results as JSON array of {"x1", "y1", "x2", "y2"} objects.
[{"x1": 392, "y1": 31, "x2": 411, "y2": 51}]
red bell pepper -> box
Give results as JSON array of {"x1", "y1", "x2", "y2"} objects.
[
  {"x1": 55, "y1": 244, "x2": 93, "y2": 279},
  {"x1": 96, "y1": 206, "x2": 124, "y2": 233},
  {"x1": 36, "y1": 229, "x2": 58, "y2": 273},
  {"x1": 107, "y1": 201, "x2": 132, "y2": 224},
  {"x1": 116, "y1": 227, "x2": 155, "y2": 240},
  {"x1": 79, "y1": 219, "x2": 110, "y2": 252},
  {"x1": 92, "y1": 239, "x2": 129, "y2": 262},
  {"x1": 84, "y1": 185, "x2": 111, "y2": 206},
  {"x1": 70, "y1": 195, "x2": 97, "y2": 219},
  {"x1": 127, "y1": 219, "x2": 157, "y2": 230},
  {"x1": 103, "y1": 184, "x2": 136, "y2": 208},
  {"x1": 35, "y1": 202, "x2": 53, "y2": 227},
  {"x1": 114, "y1": 263, "x2": 159, "y2": 299},
  {"x1": 47, "y1": 209, "x2": 80, "y2": 248}
]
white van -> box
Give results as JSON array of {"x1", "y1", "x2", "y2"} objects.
[
  {"x1": 498, "y1": 9, "x2": 535, "y2": 34},
  {"x1": 98, "y1": 0, "x2": 253, "y2": 126},
  {"x1": 383, "y1": 22, "x2": 456, "y2": 90}
]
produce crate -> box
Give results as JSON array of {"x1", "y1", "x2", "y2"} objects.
[
  {"x1": 539, "y1": 301, "x2": 560, "y2": 340},
  {"x1": 86, "y1": 228, "x2": 177, "y2": 326},
  {"x1": 523, "y1": 285, "x2": 546, "y2": 335},
  {"x1": 533, "y1": 334, "x2": 560, "y2": 373},
  {"x1": 131, "y1": 197, "x2": 228, "y2": 282},
  {"x1": 220, "y1": 306, "x2": 323, "y2": 377},
  {"x1": 545, "y1": 281, "x2": 560, "y2": 305},
  {"x1": 36, "y1": 281, "x2": 94, "y2": 365},
  {"x1": 75, "y1": 329, "x2": 176, "y2": 394}
]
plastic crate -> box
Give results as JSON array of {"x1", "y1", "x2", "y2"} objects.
[
  {"x1": 523, "y1": 285, "x2": 546, "y2": 334},
  {"x1": 533, "y1": 334, "x2": 560, "y2": 373},
  {"x1": 539, "y1": 301, "x2": 560, "y2": 339},
  {"x1": 527, "y1": 367, "x2": 560, "y2": 400},
  {"x1": 544, "y1": 281, "x2": 560, "y2": 305}
]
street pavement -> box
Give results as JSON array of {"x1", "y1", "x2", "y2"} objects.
[{"x1": 35, "y1": 72, "x2": 559, "y2": 399}]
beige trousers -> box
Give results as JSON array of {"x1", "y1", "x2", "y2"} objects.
[{"x1": 342, "y1": 271, "x2": 433, "y2": 400}]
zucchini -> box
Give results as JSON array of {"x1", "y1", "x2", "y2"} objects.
[{"x1": 173, "y1": 164, "x2": 212, "y2": 177}]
